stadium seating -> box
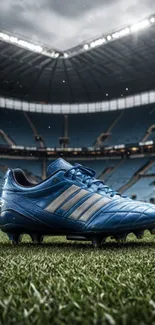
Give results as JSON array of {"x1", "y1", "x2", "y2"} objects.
[
  {"x1": 104, "y1": 158, "x2": 149, "y2": 190},
  {"x1": 124, "y1": 177, "x2": 155, "y2": 201},
  {"x1": 0, "y1": 159, "x2": 42, "y2": 176},
  {"x1": 0, "y1": 137, "x2": 7, "y2": 145},
  {"x1": 145, "y1": 161, "x2": 155, "y2": 174},
  {"x1": 68, "y1": 112, "x2": 118, "y2": 147},
  {"x1": 104, "y1": 105, "x2": 155, "y2": 145},
  {"x1": 1, "y1": 104, "x2": 155, "y2": 147},
  {"x1": 68, "y1": 105, "x2": 155, "y2": 147},
  {"x1": 123, "y1": 160, "x2": 155, "y2": 201},
  {"x1": 0, "y1": 103, "x2": 155, "y2": 202},
  {"x1": 147, "y1": 131, "x2": 155, "y2": 141},
  {"x1": 0, "y1": 107, "x2": 36, "y2": 146},
  {"x1": 28, "y1": 113, "x2": 64, "y2": 147}
]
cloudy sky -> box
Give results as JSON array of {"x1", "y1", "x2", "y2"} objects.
[{"x1": 0, "y1": 0, "x2": 155, "y2": 50}]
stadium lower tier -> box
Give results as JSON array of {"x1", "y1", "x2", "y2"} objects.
[
  {"x1": 0, "y1": 157, "x2": 154, "y2": 202},
  {"x1": 0, "y1": 104, "x2": 155, "y2": 147}
]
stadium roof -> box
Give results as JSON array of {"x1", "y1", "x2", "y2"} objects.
[{"x1": 0, "y1": 14, "x2": 155, "y2": 104}]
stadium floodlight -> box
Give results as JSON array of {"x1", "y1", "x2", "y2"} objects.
[
  {"x1": 107, "y1": 35, "x2": 112, "y2": 41},
  {"x1": 54, "y1": 52, "x2": 60, "y2": 58},
  {"x1": 64, "y1": 52, "x2": 69, "y2": 58},
  {"x1": 1, "y1": 30, "x2": 60, "y2": 58},
  {"x1": 139, "y1": 140, "x2": 153, "y2": 146},
  {"x1": 50, "y1": 51, "x2": 56, "y2": 57},
  {"x1": 90, "y1": 38, "x2": 106, "y2": 48},
  {"x1": 84, "y1": 44, "x2": 89, "y2": 50},
  {"x1": 150, "y1": 17, "x2": 155, "y2": 23},
  {"x1": 100, "y1": 38, "x2": 106, "y2": 44},
  {"x1": 78, "y1": 14, "x2": 155, "y2": 56},
  {"x1": 0, "y1": 13, "x2": 155, "y2": 59},
  {"x1": 0, "y1": 32, "x2": 9, "y2": 41},
  {"x1": 112, "y1": 32, "x2": 119, "y2": 39},
  {"x1": 0, "y1": 31, "x2": 61, "y2": 59},
  {"x1": 49, "y1": 51, "x2": 60, "y2": 58},
  {"x1": 90, "y1": 41, "x2": 95, "y2": 48},
  {"x1": 112, "y1": 27, "x2": 130, "y2": 39},
  {"x1": 130, "y1": 19, "x2": 150, "y2": 32},
  {"x1": 0, "y1": 32, "x2": 43, "y2": 53}
]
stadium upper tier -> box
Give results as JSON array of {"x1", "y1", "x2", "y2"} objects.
[
  {"x1": 0, "y1": 14, "x2": 155, "y2": 103},
  {"x1": 0, "y1": 104, "x2": 155, "y2": 147},
  {"x1": 0, "y1": 89, "x2": 155, "y2": 114}
]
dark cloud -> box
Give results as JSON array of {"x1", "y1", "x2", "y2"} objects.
[
  {"x1": 49, "y1": 0, "x2": 110, "y2": 18},
  {"x1": 0, "y1": 0, "x2": 155, "y2": 50}
]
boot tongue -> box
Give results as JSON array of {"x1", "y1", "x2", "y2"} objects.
[{"x1": 47, "y1": 158, "x2": 72, "y2": 176}]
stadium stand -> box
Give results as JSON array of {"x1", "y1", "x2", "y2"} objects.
[
  {"x1": 124, "y1": 177, "x2": 155, "y2": 202},
  {"x1": 104, "y1": 158, "x2": 149, "y2": 190},
  {"x1": 0, "y1": 3, "x2": 155, "y2": 295},
  {"x1": 147, "y1": 129, "x2": 155, "y2": 142},
  {"x1": 145, "y1": 161, "x2": 155, "y2": 174},
  {"x1": 104, "y1": 105, "x2": 155, "y2": 145},
  {"x1": 1, "y1": 13, "x2": 155, "y2": 325},
  {"x1": 1, "y1": 159, "x2": 42, "y2": 176},
  {"x1": 0, "y1": 129, "x2": 15, "y2": 146},
  {"x1": 0, "y1": 101, "x2": 155, "y2": 203},
  {"x1": 0, "y1": 108, "x2": 35, "y2": 146},
  {"x1": 28, "y1": 113, "x2": 64, "y2": 147},
  {"x1": 0, "y1": 104, "x2": 155, "y2": 148},
  {"x1": 68, "y1": 105, "x2": 155, "y2": 147},
  {"x1": 0, "y1": 135, "x2": 7, "y2": 146},
  {"x1": 122, "y1": 160, "x2": 155, "y2": 201},
  {"x1": 68, "y1": 112, "x2": 119, "y2": 147},
  {"x1": 23, "y1": 112, "x2": 45, "y2": 148}
]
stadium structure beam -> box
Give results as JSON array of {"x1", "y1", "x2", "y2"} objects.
[
  {"x1": 19, "y1": 65, "x2": 40, "y2": 78},
  {"x1": 63, "y1": 59, "x2": 75, "y2": 103},
  {"x1": 0, "y1": 60, "x2": 30, "y2": 82},
  {"x1": 82, "y1": 50, "x2": 112, "y2": 75},
  {"x1": 82, "y1": 50, "x2": 110, "y2": 96},
  {"x1": 0, "y1": 57, "x2": 9, "y2": 70},
  {"x1": 39, "y1": 57, "x2": 52, "y2": 68},
  {"x1": 48, "y1": 60, "x2": 58, "y2": 102},
  {"x1": 97, "y1": 43, "x2": 140, "y2": 78},
  {"x1": 0, "y1": 60, "x2": 20, "y2": 82},
  {"x1": 10, "y1": 48, "x2": 26, "y2": 60},
  {"x1": 74, "y1": 53, "x2": 110, "y2": 88},
  {"x1": 18, "y1": 51, "x2": 36, "y2": 61},
  {"x1": 119, "y1": 38, "x2": 153, "y2": 76},
  {"x1": 70, "y1": 57, "x2": 92, "y2": 102},
  {"x1": 29, "y1": 59, "x2": 57, "y2": 99},
  {"x1": 21, "y1": 54, "x2": 44, "y2": 66},
  {"x1": 0, "y1": 44, "x2": 16, "y2": 56},
  {"x1": 135, "y1": 39, "x2": 155, "y2": 74}
]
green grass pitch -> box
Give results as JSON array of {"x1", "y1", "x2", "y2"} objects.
[{"x1": 0, "y1": 231, "x2": 155, "y2": 325}]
